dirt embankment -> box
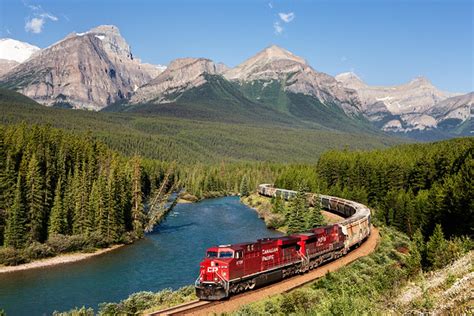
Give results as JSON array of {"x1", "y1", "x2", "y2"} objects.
[
  {"x1": 393, "y1": 251, "x2": 473, "y2": 315},
  {"x1": 188, "y1": 227, "x2": 380, "y2": 315},
  {"x1": 0, "y1": 244, "x2": 124, "y2": 274}
]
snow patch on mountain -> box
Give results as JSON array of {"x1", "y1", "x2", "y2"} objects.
[{"x1": 0, "y1": 38, "x2": 40, "y2": 63}]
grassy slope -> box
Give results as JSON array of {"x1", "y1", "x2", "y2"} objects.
[{"x1": 0, "y1": 88, "x2": 405, "y2": 163}]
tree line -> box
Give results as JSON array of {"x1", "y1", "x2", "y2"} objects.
[
  {"x1": 274, "y1": 137, "x2": 473, "y2": 239},
  {"x1": 0, "y1": 124, "x2": 160, "y2": 264}
]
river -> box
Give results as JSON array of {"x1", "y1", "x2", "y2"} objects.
[{"x1": 0, "y1": 196, "x2": 282, "y2": 316}]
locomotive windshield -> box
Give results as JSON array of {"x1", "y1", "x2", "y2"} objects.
[
  {"x1": 206, "y1": 251, "x2": 218, "y2": 258},
  {"x1": 218, "y1": 251, "x2": 234, "y2": 258}
]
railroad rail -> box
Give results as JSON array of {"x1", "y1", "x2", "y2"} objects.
[{"x1": 147, "y1": 299, "x2": 211, "y2": 315}]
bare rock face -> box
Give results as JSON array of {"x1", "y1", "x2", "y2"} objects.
[
  {"x1": 0, "y1": 59, "x2": 19, "y2": 77},
  {"x1": 0, "y1": 25, "x2": 162, "y2": 110},
  {"x1": 224, "y1": 45, "x2": 362, "y2": 116},
  {"x1": 336, "y1": 72, "x2": 470, "y2": 132},
  {"x1": 131, "y1": 58, "x2": 218, "y2": 104},
  {"x1": 429, "y1": 92, "x2": 473, "y2": 125}
]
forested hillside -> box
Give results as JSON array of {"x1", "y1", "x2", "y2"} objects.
[
  {"x1": 0, "y1": 88, "x2": 405, "y2": 164},
  {"x1": 0, "y1": 124, "x2": 165, "y2": 265},
  {"x1": 274, "y1": 138, "x2": 473, "y2": 238}
]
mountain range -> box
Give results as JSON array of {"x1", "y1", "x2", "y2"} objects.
[{"x1": 0, "y1": 25, "x2": 471, "y2": 139}]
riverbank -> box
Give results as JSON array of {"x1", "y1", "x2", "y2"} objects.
[{"x1": 0, "y1": 244, "x2": 124, "y2": 274}]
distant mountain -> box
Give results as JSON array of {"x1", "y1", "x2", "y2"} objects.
[
  {"x1": 225, "y1": 45, "x2": 362, "y2": 118},
  {"x1": 125, "y1": 46, "x2": 372, "y2": 132},
  {"x1": 130, "y1": 58, "x2": 220, "y2": 104},
  {"x1": 0, "y1": 25, "x2": 164, "y2": 110},
  {"x1": 335, "y1": 72, "x2": 471, "y2": 137},
  {"x1": 0, "y1": 26, "x2": 469, "y2": 139},
  {"x1": 0, "y1": 38, "x2": 40, "y2": 63},
  {"x1": 0, "y1": 38, "x2": 40, "y2": 76}
]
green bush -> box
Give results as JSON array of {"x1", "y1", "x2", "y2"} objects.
[
  {"x1": 0, "y1": 247, "x2": 27, "y2": 266},
  {"x1": 265, "y1": 213, "x2": 286, "y2": 229},
  {"x1": 279, "y1": 289, "x2": 318, "y2": 314},
  {"x1": 53, "y1": 306, "x2": 94, "y2": 316},
  {"x1": 46, "y1": 234, "x2": 87, "y2": 253},
  {"x1": 22, "y1": 242, "x2": 56, "y2": 260}
]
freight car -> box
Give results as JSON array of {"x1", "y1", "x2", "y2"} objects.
[{"x1": 195, "y1": 184, "x2": 371, "y2": 300}]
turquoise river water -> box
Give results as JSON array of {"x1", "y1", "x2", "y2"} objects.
[{"x1": 0, "y1": 196, "x2": 283, "y2": 316}]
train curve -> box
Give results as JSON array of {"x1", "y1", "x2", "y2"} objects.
[{"x1": 257, "y1": 184, "x2": 372, "y2": 250}]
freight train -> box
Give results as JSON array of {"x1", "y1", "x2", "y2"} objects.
[{"x1": 195, "y1": 184, "x2": 371, "y2": 300}]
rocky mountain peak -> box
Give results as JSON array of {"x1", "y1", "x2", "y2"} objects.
[
  {"x1": 130, "y1": 57, "x2": 218, "y2": 104},
  {"x1": 88, "y1": 25, "x2": 121, "y2": 35},
  {"x1": 257, "y1": 45, "x2": 307, "y2": 64},
  {"x1": 408, "y1": 76, "x2": 433, "y2": 87},
  {"x1": 336, "y1": 72, "x2": 470, "y2": 133},
  {"x1": 167, "y1": 57, "x2": 216, "y2": 72},
  {"x1": 335, "y1": 72, "x2": 366, "y2": 89},
  {"x1": 0, "y1": 25, "x2": 160, "y2": 110},
  {"x1": 85, "y1": 25, "x2": 132, "y2": 60},
  {"x1": 224, "y1": 45, "x2": 306, "y2": 81}
]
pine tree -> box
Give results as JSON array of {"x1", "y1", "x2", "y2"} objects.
[
  {"x1": 131, "y1": 156, "x2": 145, "y2": 238},
  {"x1": 90, "y1": 177, "x2": 107, "y2": 235},
  {"x1": 239, "y1": 175, "x2": 250, "y2": 197},
  {"x1": 287, "y1": 185, "x2": 308, "y2": 234},
  {"x1": 306, "y1": 194, "x2": 325, "y2": 229},
  {"x1": 4, "y1": 175, "x2": 27, "y2": 248},
  {"x1": 272, "y1": 195, "x2": 286, "y2": 214},
  {"x1": 26, "y1": 154, "x2": 45, "y2": 242},
  {"x1": 49, "y1": 179, "x2": 67, "y2": 235},
  {"x1": 412, "y1": 228, "x2": 426, "y2": 268},
  {"x1": 426, "y1": 224, "x2": 448, "y2": 269},
  {"x1": 63, "y1": 171, "x2": 75, "y2": 235},
  {"x1": 72, "y1": 164, "x2": 88, "y2": 235}
]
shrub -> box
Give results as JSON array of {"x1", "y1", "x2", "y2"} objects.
[
  {"x1": 0, "y1": 247, "x2": 28, "y2": 266},
  {"x1": 53, "y1": 306, "x2": 94, "y2": 316},
  {"x1": 85, "y1": 232, "x2": 112, "y2": 249},
  {"x1": 23, "y1": 242, "x2": 56, "y2": 260},
  {"x1": 279, "y1": 289, "x2": 318, "y2": 314},
  {"x1": 265, "y1": 213, "x2": 286, "y2": 229},
  {"x1": 47, "y1": 234, "x2": 87, "y2": 253}
]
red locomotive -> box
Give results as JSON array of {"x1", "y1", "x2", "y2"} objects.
[
  {"x1": 195, "y1": 185, "x2": 371, "y2": 300},
  {"x1": 195, "y1": 225, "x2": 346, "y2": 300}
]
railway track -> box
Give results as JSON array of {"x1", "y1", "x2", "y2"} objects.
[
  {"x1": 147, "y1": 226, "x2": 379, "y2": 315},
  {"x1": 147, "y1": 299, "x2": 211, "y2": 315}
]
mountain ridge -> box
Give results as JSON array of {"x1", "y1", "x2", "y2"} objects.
[{"x1": 0, "y1": 26, "x2": 470, "y2": 139}]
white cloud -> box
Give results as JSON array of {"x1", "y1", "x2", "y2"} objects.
[
  {"x1": 268, "y1": 2, "x2": 273, "y2": 9},
  {"x1": 273, "y1": 21, "x2": 283, "y2": 35},
  {"x1": 25, "y1": 17, "x2": 44, "y2": 33},
  {"x1": 24, "y1": 4, "x2": 58, "y2": 34},
  {"x1": 40, "y1": 13, "x2": 58, "y2": 21},
  {"x1": 278, "y1": 12, "x2": 295, "y2": 23}
]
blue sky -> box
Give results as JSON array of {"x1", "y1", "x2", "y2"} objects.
[{"x1": 0, "y1": 0, "x2": 472, "y2": 92}]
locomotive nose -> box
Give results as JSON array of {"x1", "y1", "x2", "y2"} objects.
[{"x1": 200, "y1": 260, "x2": 219, "y2": 281}]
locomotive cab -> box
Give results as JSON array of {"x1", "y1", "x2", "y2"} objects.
[{"x1": 195, "y1": 245, "x2": 239, "y2": 300}]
